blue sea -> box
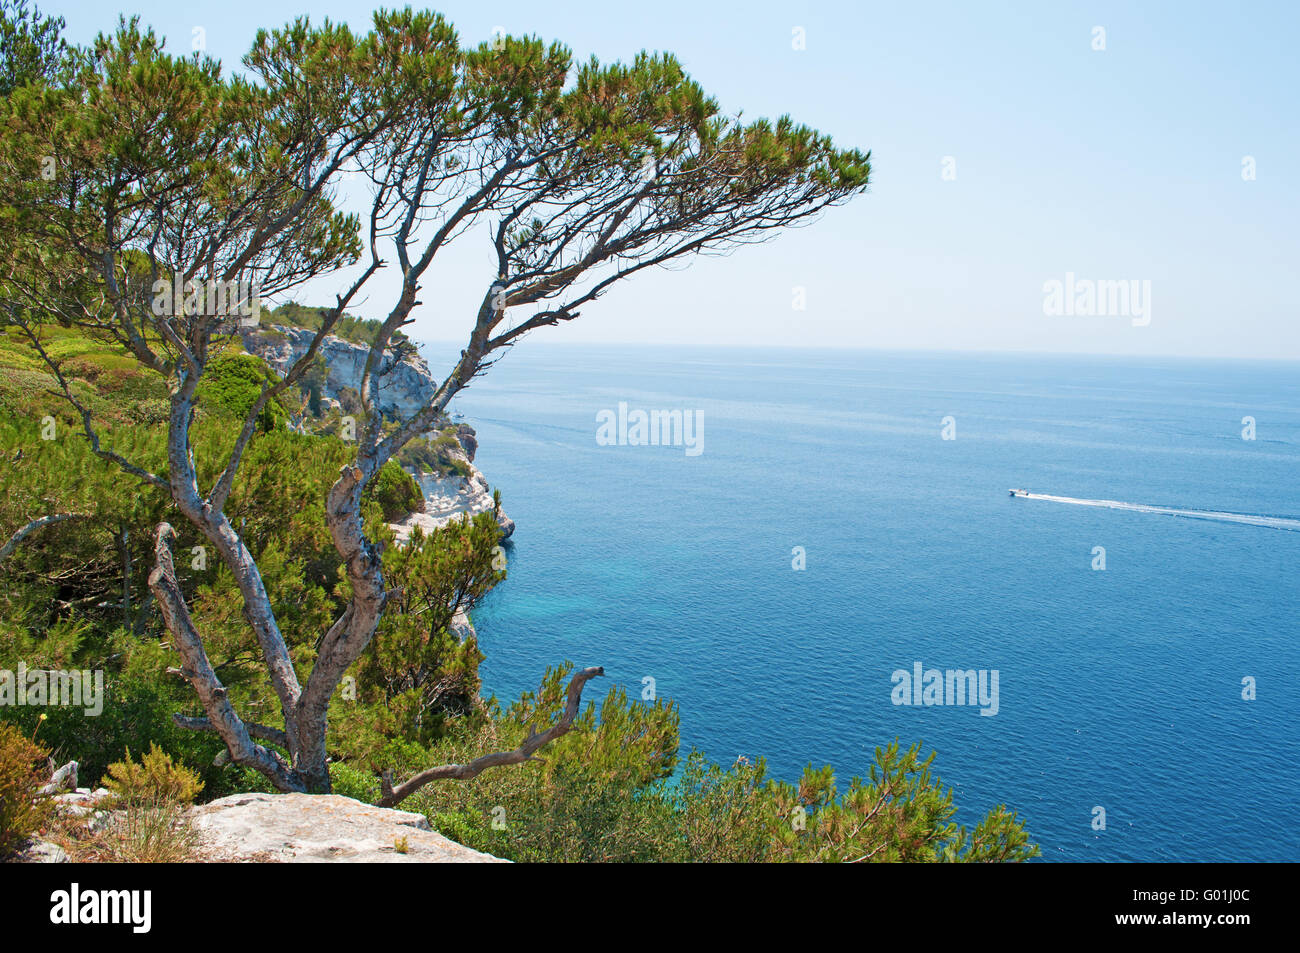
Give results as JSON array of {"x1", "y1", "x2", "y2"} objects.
[{"x1": 424, "y1": 343, "x2": 1300, "y2": 862}]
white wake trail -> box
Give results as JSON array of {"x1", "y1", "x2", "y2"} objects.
[{"x1": 1018, "y1": 493, "x2": 1300, "y2": 532}]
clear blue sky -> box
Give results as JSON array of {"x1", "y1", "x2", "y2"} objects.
[{"x1": 46, "y1": 0, "x2": 1300, "y2": 358}]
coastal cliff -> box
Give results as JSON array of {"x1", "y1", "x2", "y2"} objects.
[
  {"x1": 389, "y1": 429, "x2": 517, "y2": 543},
  {"x1": 238, "y1": 324, "x2": 514, "y2": 542},
  {"x1": 239, "y1": 324, "x2": 436, "y2": 420}
]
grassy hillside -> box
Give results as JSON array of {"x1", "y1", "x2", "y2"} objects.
[{"x1": 0, "y1": 325, "x2": 168, "y2": 426}]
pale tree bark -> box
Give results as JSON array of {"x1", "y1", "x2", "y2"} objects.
[
  {"x1": 0, "y1": 512, "x2": 87, "y2": 563},
  {"x1": 148, "y1": 523, "x2": 301, "y2": 790},
  {"x1": 36, "y1": 760, "x2": 79, "y2": 797}
]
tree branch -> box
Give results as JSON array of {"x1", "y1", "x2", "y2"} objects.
[
  {"x1": 172, "y1": 714, "x2": 289, "y2": 749},
  {"x1": 376, "y1": 665, "x2": 604, "y2": 808},
  {"x1": 14, "y1": 321, "x2": 168, "y2": 490},
  {"x1": 36, "y1": 760, "x2": 79, "y2": 797},
  {"x1": 147, "y1": 522, "x2": 302, "y2": 791},
  {"x1": 0, "y1": 512, "x2": 88, "y2": 564}
]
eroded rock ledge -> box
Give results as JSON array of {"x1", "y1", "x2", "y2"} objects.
[
  {"x1": 239, "y1": 324, "x2": 436, "y2": 421},
  {"x1": 389, "y1": 428, "x2": 516, "y2": 543}
]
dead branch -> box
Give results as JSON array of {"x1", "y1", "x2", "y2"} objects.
[
  {"x1": 36, "y1": 760, "x2": 79, "y2": 797},
  {"x1": 375, "y1": 666, "x2": 605, "y2": 808},
  {"x1": 0, "y1": 513, "x2": 88, "y2": 564}
]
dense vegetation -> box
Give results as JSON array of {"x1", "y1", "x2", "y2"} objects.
[
  {"x1": 0, "y1": 1, "x2": 1037, "y2": 861},
  {"x1": 0, "y1": 720, "x2": 51, "y2": 853}
]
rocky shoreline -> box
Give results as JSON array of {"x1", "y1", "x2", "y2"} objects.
[{"x1": 389, "y1": 439, "x2": 516, "y2": 543}]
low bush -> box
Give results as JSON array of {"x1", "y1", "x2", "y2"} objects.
[
  {"x1": 329, "y1": 761, "x2": 380, "y2": 803},
  {"x1": 0, "y1": 720, "x2": 52, "y2": 855},
  {"x1": 365, "y1": 460, "x2": 424, "y2": 520},
  {"x1": 103, "y1": 743, "x2": 205, "y2": 806},
  {"x1": 197, "y1": 354, "x2": 289, "y2": 432}
]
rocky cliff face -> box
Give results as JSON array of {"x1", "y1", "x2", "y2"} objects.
[
  {"x1": 388, "y1": 427, "x2": 516, "y2": 543},
  {"x1": 239, "y1": 325, "x2": 513, "y2": 539},
  {"x1": 239, "y1": 325, "x2": 437, "y2": 421}
]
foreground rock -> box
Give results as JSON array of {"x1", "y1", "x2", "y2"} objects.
[
  {"x1": 189, "y1": 792, "x2": 504, "y2": 863},
  {"x1": 15, "y1": 839, "x2": 68, "y2": 863},
  {"x1": 51, "y1": 786, "x2": 113, "y2": 833}
]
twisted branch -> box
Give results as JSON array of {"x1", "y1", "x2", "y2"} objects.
[
  {"x1": 147, "y1": 522, "x2": 302, "y2": 791},
  {"x1": 171, "y1": 714, "x2": 289, "y2": 749},
  {"x1": 376, "y1": 666, "x2": 605, "y2": 808},
  {"x1": 0, "y1": 513, "x2": 88, "y2": 564}
]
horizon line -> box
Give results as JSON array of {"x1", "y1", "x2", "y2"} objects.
[{"x1": 406, "y1": 338, "x2": 1300, "y2": 364}]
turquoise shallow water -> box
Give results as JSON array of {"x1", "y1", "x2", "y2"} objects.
[{"x1": 424, "y1": 343, "x2": 1300, "y2": 861}]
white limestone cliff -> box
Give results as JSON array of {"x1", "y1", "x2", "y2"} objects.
[{"x1": 239, "y1": 325, "x2": 514, "y2": 540}]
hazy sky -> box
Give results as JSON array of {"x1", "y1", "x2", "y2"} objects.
[{"x1": 46, "y1": 1, "x2": 1300, "y2": 358}]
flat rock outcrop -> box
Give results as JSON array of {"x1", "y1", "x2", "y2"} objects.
[
  {"x1": 390, "y1": 464, "x2": 515, "y2": 542},
  {"x1": 188, "y1": 792, "x2": 504, "y2": 863}
]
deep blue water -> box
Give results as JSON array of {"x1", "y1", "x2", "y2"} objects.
[{"x1": 424, "y1": 343, "x2": 1300, "y2": 861}]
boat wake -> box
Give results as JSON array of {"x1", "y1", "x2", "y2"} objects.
[{"x1": 1013, "y1": 492, "x2": 1300, "y2": 532}]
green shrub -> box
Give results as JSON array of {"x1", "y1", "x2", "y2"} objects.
[
  {"x1": 128, "y1": 397, "x2": 171, "y2": 426},
  {"x1": 103, "y1": 743, "x2": 205, "y2": 805},
  {"x1": 329, "y1": 761, "x2": 380, "y2": 803},
  {"x1": 393, "y1": 672, "x2": 1039, "y2": 863},
  {"x1": 427, "y1": 808, "x2": 483, "y2": 846},
  {"x1": 396, "y1": 429, "x2": 474, "y2": 479},
  {"x1": 364, "y1": 460, "x2": 423, "y2": 520},
  {"x1": 197, "y1": 354, "x2": 288, "y2": 432},
  {"x1": 229, "y1": 765, "x2": 278, "y2": 795},
  {"x1": 0, "y1": 720, "x2": 52, "y2": 855}
]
